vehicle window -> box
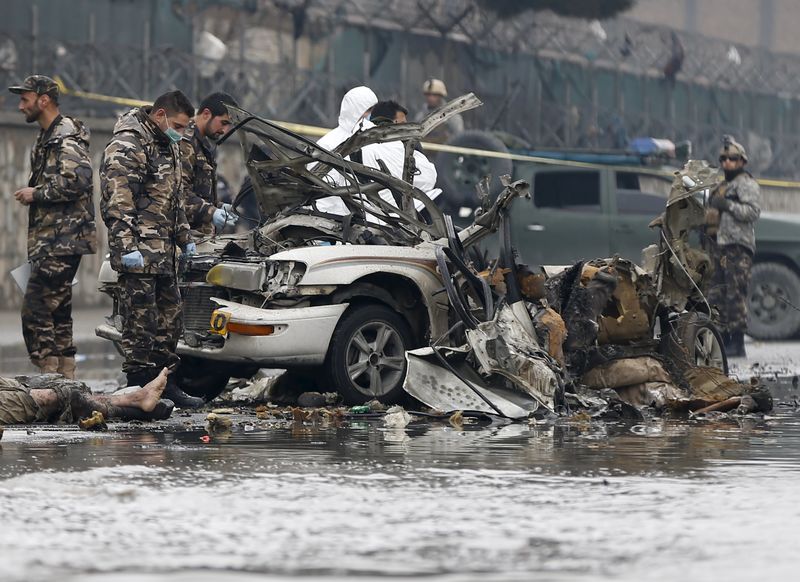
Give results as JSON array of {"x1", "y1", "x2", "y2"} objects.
[
  {"x1": 616, "y1": 172, "x2": 640, "y2": 190},
  {"x1": 533, "y1": 171, "x2": 601, "y2": 211},
  {"x1": 616, "y1": 189, "x2": 668, "y2": 215},
  {"x1": 615, "y1": 172, "x2": 671, "y2": 215},
  {"x1": 617, "y1": 172, "x2": 671, "y2": 197}
]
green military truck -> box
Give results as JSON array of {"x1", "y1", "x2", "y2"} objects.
[{"x1": 448, "y1": 156, "x2": 800, "y2": 340}]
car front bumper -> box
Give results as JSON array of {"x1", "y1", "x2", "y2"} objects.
[{"x1": 96, "y1": 301, "x2": 349, "y2": 366}]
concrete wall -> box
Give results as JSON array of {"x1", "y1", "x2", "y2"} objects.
[
  {"x1": 0, "y1": 111, "x2": 246, "y2": 310},
  {"x1": 625, "y1": 0, "x2": 800, "y2": 54}
]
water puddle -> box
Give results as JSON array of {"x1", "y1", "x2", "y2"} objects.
[{"x1": 2, "y1": 384, "x2": 800, "y2": 581}]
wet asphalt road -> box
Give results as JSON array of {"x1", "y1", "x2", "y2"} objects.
[
  {"x1": 1, "y1": 382, "x2": 800, "y2": 582},
  {"x1": 2, "y1": 313, "x2": 800, "y2": 581}
]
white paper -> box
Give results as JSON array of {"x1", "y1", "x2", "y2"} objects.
[
  {"x1": 10, "y1": 261, "x2": 78, "y2": 294},
  {"x1": 10, "y1": 262, "x2": 31, "y2": 293}
]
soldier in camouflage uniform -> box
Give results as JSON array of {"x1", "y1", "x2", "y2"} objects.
[
  {"x1": 705, "y1": 136, "x2": 761, "y2": 358},
  {"x1": 180, "y1": 92, "x2": 240, "y2": 237},
  {"x1": 9, "y1": 75, "x2": 97, "y2": 379},
  {"x1": 100, "y1": 90, "x2": 204, "y2": 408}
]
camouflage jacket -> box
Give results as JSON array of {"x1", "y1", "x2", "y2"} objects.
[
  {"x1": 27, "y1": 115, "x2": 97, "y2": 260},
  {"x1": 710, "y1": 171, "x2": 761, "y2": 253},
  {"x1": 179, "y1": 119, "x2": 218, "y2": 237},
  {"x1": 100, "y1": 108, "x2": 191, "y2": 275}
]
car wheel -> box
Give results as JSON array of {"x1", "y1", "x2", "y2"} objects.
[
  {"x1": 177, "y1": 356, "x2": 231, "y2": 401},
  {"x1": 747, "y1": 262, "x2": 800, "y2": 340},
  {"x1": 661, "y1": 312, "x2": 728, "y2": 374},
  {"x1": 326, "y1": 304, "x2": 414, "y2": 405},
  {"x1": 435, "y1": 130, "x2": 513, "y2": 211}
]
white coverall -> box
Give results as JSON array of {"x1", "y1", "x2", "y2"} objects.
[
  {"x1": 329, "y1": 118, "x2": 441, "y2": 219},
  {"x1": 315, "y1": 86, "x2": 378, "y2": 214}
]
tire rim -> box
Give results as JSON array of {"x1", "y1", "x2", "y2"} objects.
[
  {"x1": 750, "y1": 281, "x2": 790, "y2": 325},
  {"x1": 694, "y1": 327, "x2": 725, "y2": 370},
  {"x1": 345, "y1": 321, "x2": 406, "y2": 397}
]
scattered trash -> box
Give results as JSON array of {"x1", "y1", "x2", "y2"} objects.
[
  {"x1": 349, "y1": 405, "x2": 371, "y2": 414},
  {"x1": 210, "y1": 408, "x2": 235, "y2": 415},
  {"x1": 200, "y1": 435, "x2": 211, "y2": 443},
  {"x1": 205, "y1": 412, "x2": 232, "y2": 433},
  {"x1": 225, "y1": 369, "x2": 287, "y2": 403},
  {"x1": 449, "y1": 410, "x2": 464, "y2": 428},
  {"x1": 78, "y1": 411, "x2": 107, "y2": 431},
  {"x1": 297, "y1": 392, "x2": 327, "y2": 408},
  {"x1": 366, "y1": 399, "x2": 387, "y2": 412},
  {"x1": 383, "y1": 405, "x2": 411, "y2": 429},
  {"x1": 322, "y1": 392, "x2": 340, "y2": 406}
]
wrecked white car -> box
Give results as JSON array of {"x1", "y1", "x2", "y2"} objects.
[{"x1": 97, "y1": 94, "x2": 521, "y2": 404}]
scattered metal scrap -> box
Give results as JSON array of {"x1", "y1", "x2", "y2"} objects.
[{"x1": 403, "y1": 162, "x2": 772, "y2": 420}]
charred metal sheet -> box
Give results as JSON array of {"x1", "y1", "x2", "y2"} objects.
[
  {"x1": 403, "y1": 347, "x2": 544, "y2": 419},
  {"x1": 583, "y1": 259, "x2": 656, "y2": 345},
  {"x1": 465, "y1": 304, "x2": 561, "y2": 412},
  {"x1": 645, "y1": 160, "x2": 715, "y2": 311}
]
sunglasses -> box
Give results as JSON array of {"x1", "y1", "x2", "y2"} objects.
[{"x1": 719, "y1": 155, "x2": 741, "y2": 162}]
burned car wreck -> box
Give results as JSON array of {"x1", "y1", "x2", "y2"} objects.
[
  {"x1": 96, "y1": 94, "x2": 771, "y2": 418},
  {"x1": 403, "y1": 161, "x2": 772, "y2": 420},
  {"x1": 98, "y1": 94, "x2": 524, "y2": 404}
]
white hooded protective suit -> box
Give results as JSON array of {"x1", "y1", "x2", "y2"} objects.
[
  {"x1": 316, "y1": 86, "x2": 378, "y2": 213},
  {"x1": 329, "y1": 118, "x2": 440, "y2": 218},
  {"x1": 318, "y1": 86, "x2": 378, "y2": 150}
]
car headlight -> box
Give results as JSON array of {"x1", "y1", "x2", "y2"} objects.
[
  {"x1": 206, "y1": 262, "x2": 266, "y2": 290},
  {"x1": 264, "y1": 260, "x2": 306, "y2": 296}
]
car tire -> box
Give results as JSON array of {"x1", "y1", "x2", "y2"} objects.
[
  {"x1": 177, "y1": 356, "x2": 231, "y2": 401},
  {"x1": 747, "y1": 262, "x2": 800, "y2": 340},
  {"x1": 660, "y1": 312, "x2": 728, "y2": 374},
  {"x1": 435, "y1": 130, "x2": 513, "y2": 211},
  {"x1": 326, "y1": 304, "x2": 414, "y2": 405}
]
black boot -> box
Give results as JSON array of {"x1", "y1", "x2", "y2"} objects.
[{"x1": 163, "y1": 376, "x2": 205, "y2": 409}]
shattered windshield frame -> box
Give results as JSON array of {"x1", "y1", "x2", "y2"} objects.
[{"x1": 219, "y1": 95, "x2": 482, "y2": 245}]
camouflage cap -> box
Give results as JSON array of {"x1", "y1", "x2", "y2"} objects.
[
  {"x1": 720, "y1": 135, "x2": 748, "y2": 162},
  {"x1": 8, "y1": 75, "x2": 59, "y2": 99}
]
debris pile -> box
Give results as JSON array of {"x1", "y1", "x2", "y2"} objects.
[{"x1": 403, "y1": 163, "x2": 772, "y2": 421}]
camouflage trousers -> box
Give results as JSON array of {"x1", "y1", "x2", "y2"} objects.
[
  {"x1": 707, "y1": 242, "x2": 753, "y2": 334},
  {"x1": 118, "y1": 273, "x2": 183, "y2": 375},
  {"x1": 21, "y1": 254, "x2": 81, "y2": 361}
]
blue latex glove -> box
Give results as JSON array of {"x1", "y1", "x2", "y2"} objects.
[
  {"x1": 121, "y1": 250, "x2": 144, "y2": 268},
  {"x1": 212, "y1": 206, "x2": 238, "y2": 229},
  {"x1": 184, "y1": 242, "x2": 197, "y2": 257}
]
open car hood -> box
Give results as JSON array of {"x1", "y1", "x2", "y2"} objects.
[{"x1": 222, "y1": 94, "x2": 481, "y2": 245}]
